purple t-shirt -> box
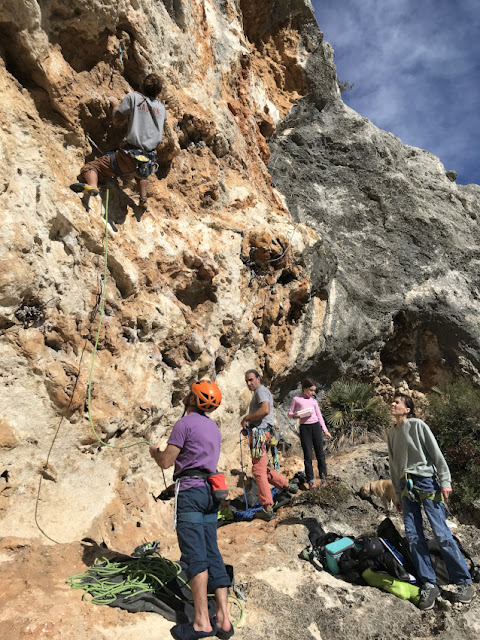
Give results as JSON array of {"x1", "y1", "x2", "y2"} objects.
[{"x1": 167, "y1": 412, "x2": 221, "y2": 491}]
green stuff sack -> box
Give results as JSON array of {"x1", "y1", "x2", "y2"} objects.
[{"x1": 362, "y1": 568, "x2": 420, "y2": 605}]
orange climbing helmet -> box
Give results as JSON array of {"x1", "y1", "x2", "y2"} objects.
[{"x1": 191, "y1": 378, "x2": 222, "y2": 413}]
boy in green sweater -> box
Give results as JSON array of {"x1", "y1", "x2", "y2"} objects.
[{"x1": 388, "y1": 393, "x2": 475, "y2": 610}]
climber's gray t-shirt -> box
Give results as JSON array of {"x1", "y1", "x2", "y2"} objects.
[
  {"x1": 248, "y1": 384, "x2": 274, "y2": 430},
  {"x1": 116, "y1": 92, "x2": 167, "y2": 152}
]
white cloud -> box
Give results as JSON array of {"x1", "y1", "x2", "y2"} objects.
[{"x1": 313, "y1": 0, "x2": 480, "y2": 183}]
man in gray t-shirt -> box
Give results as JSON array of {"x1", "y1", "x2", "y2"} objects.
[
  {"x1": 241, "y1": 369, "x2": 291, "y2": 520},
  {"x1": 247, "y1": 383, "x2": 274, "y2": 430},
  {"x1": 70, "y1": 73, "x2": 166, "y2": 212},
  {"x1": 115, "y1": 91, "x2": 167, "y2": 152}
]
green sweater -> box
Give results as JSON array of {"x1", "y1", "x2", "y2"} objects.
[{"x1": 387, "y1": 418, "x2": 451, "y2": 499}]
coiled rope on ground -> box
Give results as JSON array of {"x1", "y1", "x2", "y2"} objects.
[{"x1": 66, "y1": 553, "x2": 245, "y2": 625}]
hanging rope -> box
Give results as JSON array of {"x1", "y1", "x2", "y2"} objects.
[
  {"x1": 86, "y1": 189, "x2": 152, "y2": 450},
  {"x1": 34, "y1": 191, "x2": 154, "y2": 543}
]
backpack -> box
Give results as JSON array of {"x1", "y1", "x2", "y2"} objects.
[
  {"x1": 428, "y1": 535, "x2": 480, "y2": 585},
  {"x1": 377, "y1": 517, "x2": 417, "y2": 577},
  {"x1": 299, "y1": 528, "x2": 344, "y2": 572},
  {"x1": 379, "y1": 517, "x2": 480, "y2": 585},
  {"x1": 338, "y1": 535, "x2": 415, "y2": 584}
]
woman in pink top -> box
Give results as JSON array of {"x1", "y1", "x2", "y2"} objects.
[{"x1": 288, "y1": 378, "x2": 332, "y2": 488}]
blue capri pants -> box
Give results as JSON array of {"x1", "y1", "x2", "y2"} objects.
[{"x1": 176, "y1": 486, "x2": 231, "y2": 591}]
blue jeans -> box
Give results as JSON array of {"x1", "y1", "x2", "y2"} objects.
[
  {"x1": 176, "y1": 486, "x2": 231, "y2": 591},
  {"x1": 401, "y1": 475, "x2": 472, "y2": 585}
]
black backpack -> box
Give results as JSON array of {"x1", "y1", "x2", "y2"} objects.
[
  {"x1": 378, "y1": 517, "x2": 480, "y2": 585},
  {"x1": 428, "y1": 535, "x2": 480, "y2": 585},
  {"x1": 338, "y1": 536, "x2": 412, "y2": 584},
  {"x1": 377, "y1": 517, "x2": 417, "y2": 577}
]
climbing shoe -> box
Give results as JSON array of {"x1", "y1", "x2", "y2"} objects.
[
  {"x1": 139, "y1": 196, "x2": 148, "y2": 211},
  {"x1": 275, "y1": 489, "x2": 293, "y2": 509},
  {"x1": 287, "y1": 482, "x2": 299, "y2": 495},
  {"x1": 254, "y1": 508, "x2": 275, "y2": 522},
  {"x1": 308, "y1": 480, "x2": 317, "y2": 489},
  {"x1": 417, "y1": 583, "x2": 440, "y2": 610},
  {"x1": 70, "y1": 182, "x2": 99, "y2": 196},
  {"x1": 454, "y1": 583, "x2": 475, "y2": 604}
]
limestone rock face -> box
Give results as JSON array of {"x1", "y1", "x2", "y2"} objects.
[
  {"x1": 0, "y1": 0, "x2": 333, "y2": 544},
  {"x1": 270, "y1": 97, "x2": 480, "y2": 394}
]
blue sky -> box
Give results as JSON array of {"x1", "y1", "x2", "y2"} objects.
[{"x1": 312, "y1": 0, "x2": 480, "y2": 185}]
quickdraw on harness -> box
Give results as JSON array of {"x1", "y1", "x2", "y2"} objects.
[
  {"x1": 109, "y1": 146, "x2": 158, "y2": 179},
  {"x1": 249, "y1": 426, "x2": 268, "y2": 459},
  {"x1": 269, "y1": 429, "x2": 281, "y2": 471},
  {"x1": 401, "y1": 473, "x2": 444, "y2": 505}
]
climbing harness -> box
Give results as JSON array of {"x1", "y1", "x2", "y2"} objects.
[
  {"x1": 85, "y1": 131, "x2": 158, "y2": 181},
  {"x1": 401, "y1": 473, "x2": 444, "y2": 504},
  {"x1": 109, "y1": 147, "x2": 158, "y2": 179},
  {"x1": 172, "y1": 468, "x2": 228, "y2": 530}
]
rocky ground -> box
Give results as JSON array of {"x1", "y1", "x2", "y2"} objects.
[{"x1": 2, "y1": 444, "x2": 479, "y2": 640}]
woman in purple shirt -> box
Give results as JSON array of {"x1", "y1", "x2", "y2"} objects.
[{"x1": 288, "y1": 378, "x2": 332, "y2": 488}]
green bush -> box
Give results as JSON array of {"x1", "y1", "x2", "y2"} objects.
[
  {"x1": 295, "y1": 478, "x2": 351, "y2": 507},
  {"x1": 427, "y1": 382, "x2": 480, "y2": 509},
  {"x1": 323, "y1": 380, "x2": 390, "y2": 447}
]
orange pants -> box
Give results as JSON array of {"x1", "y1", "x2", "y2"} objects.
[{"x1": 251, "y1": 441, "x2": 288, "y2": 508}]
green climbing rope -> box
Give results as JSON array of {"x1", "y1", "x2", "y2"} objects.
[
  {"x1": 67, "y1": 553, "x2": 245, "y2": 625},
  {"x1": 67, "y1": 554, "x2": 188, "y2": 604},
  {"x1": 87, "y1": 189, "x2": 152, "y2": 450}
]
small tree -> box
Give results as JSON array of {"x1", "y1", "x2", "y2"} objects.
[
  {"x1": 323, "y1": 380, "x2": 390, "y2": 447},
  {"x1": 427, "y1": 382, "x2": 480, "y2": 510}
]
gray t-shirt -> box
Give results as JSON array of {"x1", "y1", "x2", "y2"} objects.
[
  {"x1": 249, "y1": 384, "x2": 274, "y2": 430},
  {"x1": 116, "y1": 92, "x2": 167, "y2": 151},
  {"x1": 387, "y1": 418, "x2": 451, "y2": 500}
]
